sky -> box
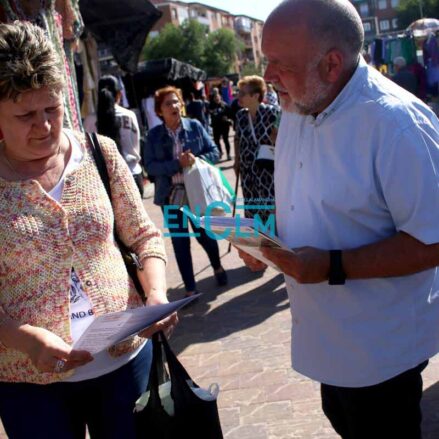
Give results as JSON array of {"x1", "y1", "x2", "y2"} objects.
[{"x1": 176, "y1": 0, "x2": 284, "y2": 21}]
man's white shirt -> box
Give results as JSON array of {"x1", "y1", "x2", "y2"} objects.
[{"x1": 275, "y1": 57, "x2": 439, "y2": 387}]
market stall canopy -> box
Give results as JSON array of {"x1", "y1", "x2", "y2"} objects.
[
  {"x1": 407, "y1": 18, "x2": 439, "y2": 38},
  {"x1": 137, "y1": 58, "x2": 207, "y2": 82},
  {"x1": 80, "y1": 0, "x2": 162, "y2": 73},
  {"x1": 127, "y1": 58, "x2": 207, "y2": 106}
]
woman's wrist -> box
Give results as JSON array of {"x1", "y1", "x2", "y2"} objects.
[
  {"x1": 146, "y1": 288, "x2": 168, "y2": 305},
  {"x1": 0, "y1": 318, "x2": 34, "y2": 351}
]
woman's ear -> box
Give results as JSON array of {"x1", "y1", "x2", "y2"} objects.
[{"x1": 0, "y1": 128, "x2": 3, "y2": 140}]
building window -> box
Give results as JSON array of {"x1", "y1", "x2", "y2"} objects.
[
  {"x1": 359, "y1": 3, "x2": 369, "y2": 16},
  {"x1": 172, "y1": 8, "x2": 178, "y2": 20},
  {"x1": 378, "y1": 0, "x2": 387, "y2": 9},
  {"x1": 391, "y1": 0, "x2": 399, "y2": 7},
  {"x1": 363, "y1": 22, "x2": 372, "y2": 32},
  {"x1": 392, "y1": 18, "x2": 398, "y2": 29},
  {"x1": 380, "y1": 19, "x2": 390, "y2": 31}
]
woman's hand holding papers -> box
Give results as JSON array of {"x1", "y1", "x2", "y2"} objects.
[
  {"x1": 261, "y1": 246, "x2": 330, "y2": 283},
  {"x1": 138, "y1": 312, "x2": 179, "y2": 340},
  {"x1": 139, "y1": 293, "x2": 179, "y2": 340}
]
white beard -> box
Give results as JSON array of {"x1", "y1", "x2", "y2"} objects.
[{"x1": 280, "y1": 58, "x2": 332, "y2": 115}]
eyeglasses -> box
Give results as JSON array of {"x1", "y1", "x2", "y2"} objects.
[{"x1": 163, "y1": 99, "x2": 181, "y2": 107}]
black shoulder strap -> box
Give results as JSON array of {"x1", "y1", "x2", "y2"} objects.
[
  {"x1": 87, "y1": 132, "x2": 146, "y2": 301},
  {"x1": 88, "y1": 132, "x2": 112, "y2": 199}
]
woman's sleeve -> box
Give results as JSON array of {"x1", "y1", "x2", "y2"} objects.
[
  {"x1": 98, "y1": 135, "x2": 167, "y2": 264},
  {"x1": 143, "y1": 129, "x2": 181, "y2": 177},
  {"x1": 195, "y1": 120, "x2": 219, "y2": 164}
]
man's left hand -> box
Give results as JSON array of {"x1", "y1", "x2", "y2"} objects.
[{"x1": 261, "y1": 246, "x2": 330, "y2": 284}]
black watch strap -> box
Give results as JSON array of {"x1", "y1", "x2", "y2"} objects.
[{"x1": 328, "y1": 250, "x2": 346, "y2": 285}]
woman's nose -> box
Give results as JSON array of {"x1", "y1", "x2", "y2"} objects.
[{"x1": 34, "y1": 112, "x2": 50, "y2": 130}]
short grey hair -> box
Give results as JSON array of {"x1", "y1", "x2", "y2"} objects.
[
  {"x1": 272, "y1": 0, "x2": 364, "y2": 64},
  {"x1": 0, "y1": 21, "x2": 65, "y2": 101},
  {"x1": 311, "y1": 0, "x2": 364, "y2": 59},
  {"x1": 393, "y1": 56, "x2": 407, "y2": 68}
]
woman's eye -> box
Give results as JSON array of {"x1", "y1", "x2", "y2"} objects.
[{"x1": 17, "y1": 114, "x2": 32, "y2": 120}]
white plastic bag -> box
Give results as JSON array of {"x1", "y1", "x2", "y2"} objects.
[{"x1": 183, "y1": 158, "x2": 233, "y2": 216}]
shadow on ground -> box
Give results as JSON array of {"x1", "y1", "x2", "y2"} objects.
[
  {"x1": 168, "y1": 263, "x2": 288, "y2": 356},
  {"x1": 422, "y1": 380, "x2": 439, "y2": 439}
]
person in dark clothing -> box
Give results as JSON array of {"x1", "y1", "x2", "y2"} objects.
[
  {"x1": 392, "y1": 56, "x2": 418, "y2": 96},
  {"x1": 186, "y1": 92, "x2": 208, "y2": 129},
  {"x1": 209, "y1": 94, "x2": 233, "y2": 160},
  {"x1": 229, "y1": 95, "x2": 242, "y2": 129},
  {"x1": 408, "y1": 61, "x2": 427, "y2": 101}
]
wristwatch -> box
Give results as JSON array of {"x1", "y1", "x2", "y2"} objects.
[{"x1": 328, "y1": 250, "x2": 346, "y2": 285}]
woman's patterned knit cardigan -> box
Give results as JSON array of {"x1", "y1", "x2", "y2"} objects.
[{"x1": 0, "y1": 132, "x2": 167, "y2": 384}]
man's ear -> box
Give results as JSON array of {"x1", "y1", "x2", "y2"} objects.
[{"x1": 320, "y1": 49, "x2": 344, "y2": 83}]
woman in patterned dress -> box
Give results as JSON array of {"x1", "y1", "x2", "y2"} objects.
[{"x1": 234, "y1": 76, "x2": 280, "y2": 222}]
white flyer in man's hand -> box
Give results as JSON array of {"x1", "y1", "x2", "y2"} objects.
[
  {"x1": 199, "y1": 216, "x2": 294, "y2": 271},
  {"x1": 73, "y1": 295, "x2": 199, "y2": 354}
]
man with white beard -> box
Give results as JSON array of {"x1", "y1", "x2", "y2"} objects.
[{"x1": 239, "y1": 0, "x2": 439, "y2": 437}]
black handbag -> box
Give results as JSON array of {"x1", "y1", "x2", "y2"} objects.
[
  {"x1": 87, "y1": 132, "x2": 146, "y2": 301},
  {"x1": 135, "y1": 331, "x2": 223, "y2": 439}
]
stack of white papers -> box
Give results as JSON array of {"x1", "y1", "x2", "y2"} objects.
[
  {"x1": 73, "y1": 295, "x2": 199, "y2": 354},
  {"x1": 199, "y1": 216, "x2": 294, "y2": 271}
]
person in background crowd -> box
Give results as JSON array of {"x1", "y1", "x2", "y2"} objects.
[
  {"x1": 144, "y1": 86, "x2": 228, "y2": 299},
  {"x1": 209, "y1": 93, "x2": 233, "y2": 161},
  {"x1": 186, "y1": 91, "x2": 208, "y2": 130},
  {"x1": 264, "y1": 83, "x2": 280, "y2": 108},
  {"x1": 240, "y1": 1, "x2": 439, "y2": 438},
  {"x1": 392, "y1": 56, "x2": 418, "y2": 96},
  {"x1": 234, "y1": 75, "x2": 279, "y2": 222},
  {"x1": 0, "y1": 21, "x2": 176, "y2": 439},
  {"x1": 210, "y1": 86, "x2": 219, "y2": 101},
  {"x1": 229, "y1": 88, "x2": 242, "y2": 129},
  {"x1": 408, "y1": 61, "x2": 427, "y2": 101},
  {"x1": 220, "y1": 78, "x2": 232, "y2": 105},
  {"x1": 141, "y1": 91, "x2": 162, "y2": 131},
  {"x1": 95, "y1": 75, "x2": 145, "y2": 197},
  {"x1": 83, "y1": 75, "x2": 145, "y2": 197}
]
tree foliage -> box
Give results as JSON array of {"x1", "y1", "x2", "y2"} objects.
[
  {"x1": 240, "y1": 61, "x2": 263, "y2": 77},
  {"x1": 396, "y1": 0, "x2": 439, "y2": 29},
  {"x1": 179, "y1": 20, "x2": 207, "y2": 66},
  {"x1": 142, "y1": 23, "x2": 185, "y2": 61},
  {"x1": 203, "y1": 28, "x2": 241, "y2": 76},
  {"x1": 142, "y1": 20, "x2": 241, "y2": 76}
]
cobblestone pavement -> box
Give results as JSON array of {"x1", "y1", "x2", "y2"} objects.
[{"x1": 1, "y1": 155, "x2": 438, "y2": 438}]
